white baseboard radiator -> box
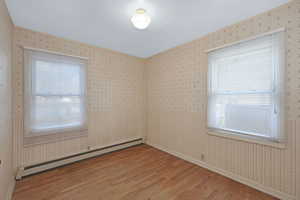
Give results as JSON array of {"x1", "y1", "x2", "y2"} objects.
[{"x1": 16, "y1": 138, "x2": 143, "y2": 180}]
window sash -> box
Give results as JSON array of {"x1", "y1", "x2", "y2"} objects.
[
  {"x1": 31, "y1": 57, "x2": 85, "y2": 96},
  {"x1": 210, "y1": 90, "x2": 273, "y2": 95},
  {"x1": 208, "y1": 93, "x2": 275, "y2": 136},
  {"x1": 30, "y1": 95, "x2": 86, "y2": 131},
  {"x1": 32, "y1": 94, "x2": 84, "y2": 97}
]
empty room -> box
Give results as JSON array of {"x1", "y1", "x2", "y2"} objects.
[{"x1": 0, "y1": 0, "x2": 299, "y2": 199}]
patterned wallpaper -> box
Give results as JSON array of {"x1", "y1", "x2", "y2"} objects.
[
  {"x1": 12, "y1": 27, "x2": 147, "y2": 168},
  {"x1": 146, "y1": 1, "x2": 300, "y2": 199},
  {"x1": 0, "y1": 0, "x2": 13, "y2": 199},
  {"x1": 11, "y1": 1, "x2": 300, "y2": 199}
]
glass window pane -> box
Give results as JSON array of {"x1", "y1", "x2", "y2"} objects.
[
  {"x1": 208, "y1": 93, "x2": 273, "y2": 137},
  {"x1": 211, "y1": 48, "x2": 273, "y2": 93},
  {"x1": 34, "y1": 60, "x2": 82, "y2": 95},
  {"x1": 31, "y1": 96, "x2": 84, "y2": 131}
]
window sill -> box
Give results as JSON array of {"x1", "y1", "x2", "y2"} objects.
[{"x1": 207, "y1": 128, "x2": 286, "y2": 149}]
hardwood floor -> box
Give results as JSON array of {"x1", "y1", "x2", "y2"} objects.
[{"x1": 13, "y1": 144, "x2": 278, "y2": 200}]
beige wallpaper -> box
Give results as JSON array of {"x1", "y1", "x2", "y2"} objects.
[
  {"x1": 12, "y1": 27, "x2": 147, "y2": 168},
  {"x1": 146, "y1": 1, "x2": 300, "y2": 199},
  {"x1": 0, "y1": 0, "x2": 14, "y2": 199},
  {"x1": 10, "y1": 0, "x2": 300, "y2": 199}
]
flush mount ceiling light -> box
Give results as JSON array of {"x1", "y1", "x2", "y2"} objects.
[{"x1": 131, "y1": 8, "x2": 151, "y2": 30}]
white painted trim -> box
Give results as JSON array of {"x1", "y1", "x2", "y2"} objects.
[
  {"x1": 5, "y1": 178, "x2": 15, "y2": 200},
  {"x1": 20, "y1": 45, "x2": 89, "y2": 60},
  {"x1": 146, "y1": 141, "x2": 296, "y2": 200},
  {"x1": 205, "y1": 27, "x2": 285, "y2": 53},
  {"x1": 207, "y1": 130, "x2": 286, "y2": 149},
  {"x1": 18, "y1": 139, "x2": 143, "y2": 178},
  {"x1": 16, "y1": 167, "x2": 24, "y2": 180}
]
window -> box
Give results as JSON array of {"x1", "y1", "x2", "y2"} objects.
[
  {"x1": 24, "y1": 49, "x2": 87, "y2": 144},
  {"x1": 207, "y1": 31, "x2": 285, "y2": 142}
]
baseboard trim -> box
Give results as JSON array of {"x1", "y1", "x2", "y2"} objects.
[
  {"x1": 6, "y1": 178, "x2": 15, "y2": 200},
  {"x1": 17, "y1": 138, "x2": 143, "y2": 179},
  {"x1": 146, "y1": 142, "x2": 296, "y2": 200}
]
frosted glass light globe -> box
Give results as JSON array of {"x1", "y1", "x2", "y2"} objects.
[{"x1": 131, "y1": 8, "x2": 151, "y2": 30}]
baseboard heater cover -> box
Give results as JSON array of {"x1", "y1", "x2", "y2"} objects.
[{"x1": 16, "y1": 138, "x2": 143, "y2": 179}]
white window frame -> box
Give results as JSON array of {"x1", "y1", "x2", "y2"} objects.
[
  {"x1": 206, "y1": 29, "x2": 285, "y2": 146},
  {"x1": 24, "y1": 48, "x2": 88, "y2": 140}
]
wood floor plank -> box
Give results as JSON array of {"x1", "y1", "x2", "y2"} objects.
[{"x1": 13, "y1": 145, "x2": 278, "y2": 200}]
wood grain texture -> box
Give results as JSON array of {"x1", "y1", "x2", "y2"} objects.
[{"x1": 13, "y1": 145, "x2": 278, "y2": 200}]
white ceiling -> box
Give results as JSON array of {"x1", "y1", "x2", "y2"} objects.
[{"x1": 6, "y1": 0, "x2": 289, "y2": 58}]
